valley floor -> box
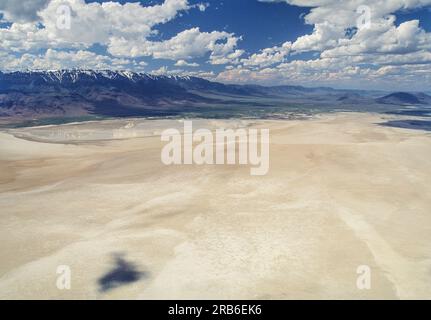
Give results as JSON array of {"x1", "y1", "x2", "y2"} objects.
[{"x1": 0, "y1": 112, "x2": 430, "y2": 299}]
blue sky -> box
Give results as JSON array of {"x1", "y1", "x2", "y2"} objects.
[
  {"x1": 1, "y1": 0, "x2": 431, "y2": 89},
  {"x1": 144, "y1": 0, "x2": 314, "y2": 72}
]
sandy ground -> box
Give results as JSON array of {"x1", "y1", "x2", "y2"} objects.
[{"x1": 0, "y1": 112, "x2": 430, "y2": 300}]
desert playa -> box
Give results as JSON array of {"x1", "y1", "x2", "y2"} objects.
[{"x1": 0, "y1": 112, "x2": 430, "y2": 299}]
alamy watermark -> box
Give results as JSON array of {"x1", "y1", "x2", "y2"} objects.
[
  {"x1": 56, "y1": 4, "x2": 72, "y2": 30},
  {"x1": 356, "y1": 265, "x2": 371, "y2": 290},
  {"x1": 56, "y1": 265, "x2": 71, "y2": 290},
  {"x1": 356, "y1": 5, "x2": 371, "y2": 30},
  {"x1": 161, "y1": 121, "x2": 270, "y2": 176}
]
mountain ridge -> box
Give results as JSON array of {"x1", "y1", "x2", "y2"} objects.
[
  {"x1": 0, "y1": 70, "x2": 429, "y2": 124},
  {"x1": 376, "y1": 92, "x2": 431, "y2": 105}
]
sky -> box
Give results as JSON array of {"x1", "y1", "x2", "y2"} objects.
[{"x1": 0, "y1": 0, "x2": 431, "y2": 90}]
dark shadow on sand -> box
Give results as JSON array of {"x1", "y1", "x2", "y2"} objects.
[
  {"x1": 98, "y1": 253, "x2": 147, "y2": 293},
  {"x1": 384, "y1": 109, "x2": 431, "y2": 117},
  {"x1": 379, "y1": 119, "x2": 431, "y2": 132}
]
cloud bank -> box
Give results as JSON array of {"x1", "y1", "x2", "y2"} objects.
[{"x1": 1, "y1": 0, "x2": 431, "y2": 89}]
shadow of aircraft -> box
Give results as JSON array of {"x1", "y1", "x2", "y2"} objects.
[{"x1": 98, "y1": 253, "x2": 147, "y2": 293}]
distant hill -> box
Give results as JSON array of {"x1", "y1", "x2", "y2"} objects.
[{"x1": 376, "y1": 92, "x2": 431, "y2": 105}]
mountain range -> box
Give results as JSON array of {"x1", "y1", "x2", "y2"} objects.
[{"x1": 1, "y1": 70, "x2": 430, "y2": 124}]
